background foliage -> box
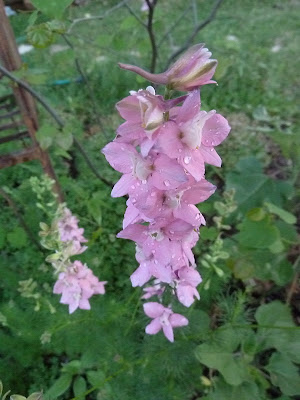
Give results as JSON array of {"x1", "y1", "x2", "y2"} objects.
[{"x1": 0, "y1": 0, "x2": 299, "y2": 399}]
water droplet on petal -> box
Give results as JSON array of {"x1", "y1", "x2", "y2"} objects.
[
  {"x1": 210, "y1": 148, "x2": 214, "y2": 152},
  {"x1": 169, "y1": 230, "x2": 174, "y2": 234},
  {"x1": 142, "y1": 180, "x2": 147, "y2": 184},
  {"x1": 164, "y1": 180, "x2": 170, "y2": 187},
  {"x1": 131, "y1": 197, "x2": 136, "y2": 204},
  {"x1": 131, "y1": 185, "x2": 135, "y2": 189},
  {"x1": 178, "y1": 148, "x2": 182, "y2": 153},
  {"x1": 151, "y1": 191, "x2": 156, "y2": 197},
  {"x1": 154, "y1": 259, "x2": 158, "y2": 265},
  {"x1": 184, "y1": 156, "x2": 191, "y2": 164}
]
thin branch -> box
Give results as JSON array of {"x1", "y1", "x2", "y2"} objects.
[
  {"x1": 145, "y1": 0, "x2": 158, "y2": 73},
  {"x1": 158, "y1": 3, "x2": 192, "y2": 48},
  {"x1": 191, "y1": 0, "x2": 198, "y2": 27},
  {"x1": 124, "y1": 3, "x2": 147, "y2": 28},
  {"x1": 165, "y1": 0, "x2": 224, "y2": 68},
  {"x1": 62, "y1": 34, "x2": 109, "y2": 139},
  {"x1": 286, "y1": 256, "x2": 300, "y2": 305},
  {"x1": 0, "y1": 187, "x2": 43, "y2": 251},
  {"x1": 67, "y1": 0, "x2": 129, "y2": 33},
  {"x1": 0, "y1": 64, "x2": 112, "y2": 187}
]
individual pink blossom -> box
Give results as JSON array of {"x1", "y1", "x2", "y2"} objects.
[
  {"x1": 143, "y1": 302, "x2": 188, "y2": 342},
  {"x1": 142, "y1": 281, "x2": 165, "y2": 299},
  {"x1": 175, "y1": 266, "x2": 202, "y2": 307},
  {"x1": 119, "y1": 44, "x2": 217, "y2": 91},
  {"x1": 53, "y1": 261, "x2": 106, "y2": 314},
  {"x1": 58, "y1": 208, "x2": 87, "y2": 243}
]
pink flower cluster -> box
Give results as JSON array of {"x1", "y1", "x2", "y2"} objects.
[
  {"x1": 52, "y1": 207, "x2": 106, "y2": 313},
  {"x1": 54, "y1": 261, "x2": 107, "y2": 314},
  {"x1": 102, "y1": 44, "x2": 230, "y2": 341}
]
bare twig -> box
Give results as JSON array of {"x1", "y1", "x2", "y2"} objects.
[
  {"x1": 0, "y1": 64, "x2": 112, "y2": 187},
  {"x1": 67, "y1": 0, "x2": 129, "y2": 33},
  {"x1": 62, "y1": 34, "x2": 109, "y2": 139},
  {"x1": 145, "y1": 0, "x2": 158, "y2": 73},
  {"x1": 0, "y1": 187, "x2": 43, "y2": 251},
  {"x1": 125, "y1": 3, "x2": 147, "y2": 28},
  {"x1": 165, "y1": 0, "x2": 224, "y2": 68}
]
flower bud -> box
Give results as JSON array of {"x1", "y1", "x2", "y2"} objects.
[{"x1": 119, "y1": 44, "x2": 217, "y2": 91}]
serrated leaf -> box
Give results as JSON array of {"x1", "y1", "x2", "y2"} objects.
[
  {"x1": 265, "y1": 202, "x2": 296, "y2": 224},
  {"x1": 266, "y1": 353, "x2": 300, "y2": 396},
  {"x1": 30, "y1": 0, "x2": 73, "y2": 18},
  {"x1": 27, "y1": 24, "x2": 54, "y2": 49},
  {"x1": 73, "y1": 376, "x2": 86, "y2": 398},
  {"x1": 45, "y1": 374, "x2": 72, "y2": 400}
]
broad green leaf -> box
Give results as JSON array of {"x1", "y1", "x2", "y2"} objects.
[
  {"x1": 266, "y1": 353, "x2": 300, "y2": 396},
  {"x1": 27, "y1": 24, "x2": 54, "y2": 49},
  {"x1": 36, "y1": 124, "x2": 57, "y2": 150},
  {"x1": 73, "y1": 376, "x2": 87, "y2": 398},
  {"x1": 226, "y1": 157, "x2": 293, "y2": 213},
  {"x1": 275, "y1": 220, "x2": 298, "y2": 244},
  {"x1": 246, "y1": 207, "x2": 266, "y2": 221},
  {"x1": 10, "y1": 396, "x2": 26, "y2": 400},
  {"x1": 195, "y1": 338, "x2": 251, "y2": 386},
  {"x1": 86, "y1": 370, "x2": 105, "y2": 387},
  {"x1": 30, "y1": 0, "x2": 73, "y2": 18},
  {"x1": 265, "y1": 202, "x2": 296, "y2": 224},
  {"x1": 46, "y1": 20, "x2": 67, "y2": 34},
  {"x1": 120, "y1": 16, "x2": 138, "y2": 30},
  {"x1": 255, "y1": 301, "x2": 300, "y2": 363},
  {"x1": 205, "y1": 379, "x2": 263, "y2": 400},
  {"x1": 55, "y1": 131, "x2": 73, "y2": 151},
  {"x1": 61, "y1": 360, "x2": 81, "y2": 375},
  {"x1": 45, "y1": 374, "x2": 72, "y2": 400},
  {"x1": 7, "y1": 227, "x2": 27, "y2": 249},
  {"x1": 200, "y1": 227, "x2": 219, "y2": 241},
  {"x1": 27, "y1": 393, "x2": 43, "y2": 400},
  {"x1": 232, "y1": 259, "x2": 255, "y2": 280},
  {"x1": 235, "y1": 217, "x2": 280, "y2": 249}
]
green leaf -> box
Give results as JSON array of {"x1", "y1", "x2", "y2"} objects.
[
  {"x1": 55, "y1": 131, "x2": 73, "y2": 151},
  {"x1": 235, "y1": 216, "x2": 280, "y2": 249},
  {"x1": 200, "y1": 227, "x2": 219, "y2": 241},
  {"x1": 275, "y1": 220, "x2": 298, "y2": 244},
  {"x1": 36, "y1": 124, "x2": 57, "y2": 150},
  {"x1": 7, "y1": 227, "x2": 27, "y2": 249},
  {"x1": 27, "y1": 393, "x2": 43, "y2": 400},
  {"x1": 265, "y1": 202, "x2": 296, "y2": 224},
  {"x1": 30, "y1": 0, "x2": 73, "y2": 18},
  {"x1": 255, "y1": 301, "x2": 300, "y2": 363},
  {"x1": 205, "y1": 379, "x2": 263, "y2": 400},
  {"x1": 195, "y1": 340, "x2": 251, "y2": 386},
  {"x1": 45, "y1": 374, "x2": 72, "y2": 400},
  {"x1": 226, "y1": 157, "x2": 293, "y2": 213},
  {"x1": 86, "y1": 370, "x2": 105, "y2": 387},
  {"x1": 27, "y1": 24, "x2": 54, "y2": 49},
  {"x1": 73, "y1": 376, "x2": 86, "y2": 398},
  {"x1": 46, "y1": 20, "x2": 67, "y2": 34},
  {"x1": 0, "y1": 226, "x2": 6, "y2": 249},
  {"x1": 27, "y1": 10, "x2": 38, "y2": 27},
  {"x1": 246, "y1": 207, "x2": 266, "y2": 221},
  {"x1": 120, "y1": 16, "x2": 138, "y2": 30},
  {"x1": 266, "y1": 353, "x2": 300, "y2": 396},
  {"x1": 61, "y1": 360, "x2": 81, "y2": 375},
  {"x1": 10, "y1": 396, "x2": 27, "y2": 400}
]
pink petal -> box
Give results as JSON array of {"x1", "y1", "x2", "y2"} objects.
[
  {"x1": 202, "y1": 113, "x2": 231, "y2": 147},
  {"x1": 101, "y1": 142, "x2": 136, "y2": 173},
  {"x1": 177, "y1": 284, "x2": 200, "y2": 307},
  {"x1": 117, "y1": 122, "x2": 144, "y2": 142},
  {"x1": 123, "y1": 201, "x2": 141, "y2": 228},
  {"x1": 117, "y1": 223, "x2": 147, "y2": 244},
  {"x1": 111, "y1": 174, "x2": 137, "y2": 197},
  {"x1": 199, "y1": 146, "x2": 222, "y2": 167},
  {"x1": 162, "y1": 324, "x2": 174, "y2": 342},
  {"x1": 79, "y1": 297, "x2": 91, "y2": 310},
  {"x1": 173, "y1": 203, "x2": 203, "y2": 227},
  {"x1": 143, "y1": 302, "x2": 165, "y2": 318},
  {"x1": 179, "y1": 149, "x2": 205, "y2": 181},
  {"x1": 145, "y1": 318, "x2": 162, "y2": 335},
  {"x1": 151, "y1": 154, "x2": 187, "y2": 190},
  {"x1": 130, "y1": 262, "x2": 152, "y2": 287},
  {"x1": 157, "y1": 121, "x2": 183, "y2": 159},
  {"x1": 116, "y1": 95, "x2": 140, "y2": 122},
  {"x1": 178, "y1": 267, "x2": 202, "y2": 286},
  {"x1": 182, "y1": 179, "x2": 216, "y2": 204},
  {"x1": 169, "y1": 313, "x2": 189, "y2": 327},
  {"x1": 176, "y1": 90, "x2": 201, "y2": 123}
]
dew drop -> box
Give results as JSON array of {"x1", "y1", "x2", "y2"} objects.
[
  {"x1": 184, "y1": 156, "x2": 191, "y2": 164},
  {"x1": 178, "y1": 148, "x2": 182, "y2": 153},
  {"x1": 169, "y1": 230, "x2": 174, "y2": 234},
  {"x1": 164, "y1": 180, "x2": 170, "y2": 187},
  {"x1": 142, "y1": 180, "x2": 147, "y2": 184},
  {"x1": 131, "y1": 197, "x2": 136, "y2": 204},
  {"x1": 210, "y1": 148, "x2": 214, "y2": 152},
  {"x1": 131, "y1": 185, "x2": 135, "y2": 189},
  {"x1": 151, "y1": 191, "x2": 156, "y2": 197}
]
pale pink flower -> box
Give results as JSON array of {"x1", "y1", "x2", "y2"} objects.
[
  {"x1": 143, "y1": 302, "x2": 188, "y2": 342},
  {"x1": 176, "y1": 266, "x2": 202, "y2": 307},
  {"x1": 53, "y1": 261, "x2": 106, "y2": 313},
  {"x1": 119, "y1": 44, "x2": 217, "y2": 91},
  {"x1": 58, "y1": 208, "x2": 87, "y2": 243}
]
